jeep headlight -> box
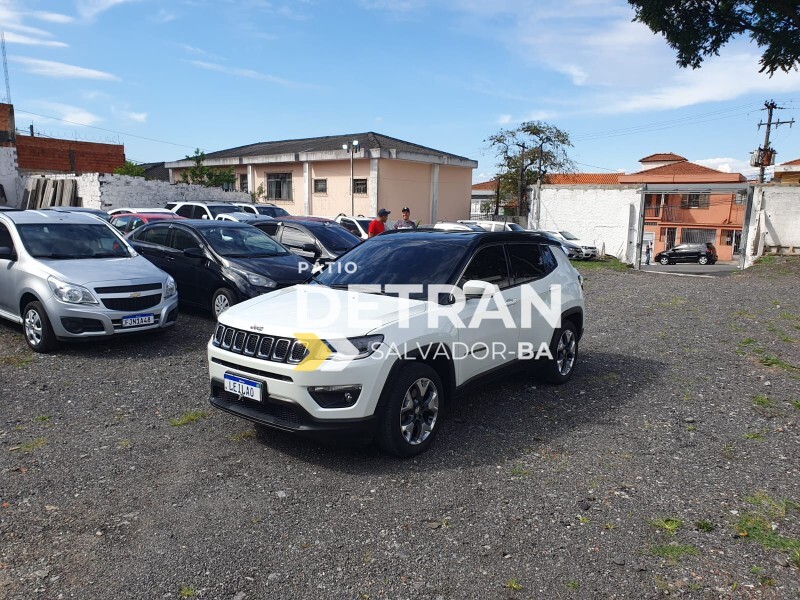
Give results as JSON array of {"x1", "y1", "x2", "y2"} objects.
[
  {"x1": 47, "y1": 276, "x2": 99, "y2": 305},
  {"x1": 165, "y1": 275, "x2": 177, "y2": 298},
  {"x1": 325, "y1": 334, "x2": 384, "y2": 360}
]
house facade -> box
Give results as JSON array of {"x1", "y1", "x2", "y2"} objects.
[
  {"x1": 773, "y1": 158, "x2": 800, "y2": 183},
  {"x1": 165, "y1": 133, "x2": 477, "y2": 222},
  {"x1": 618, "y1": 154, "x2": 747, "y2": 261}
]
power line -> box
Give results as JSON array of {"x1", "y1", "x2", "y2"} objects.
[{"x1": 13, "y1": 108, "x2": 196, "y2": 149}]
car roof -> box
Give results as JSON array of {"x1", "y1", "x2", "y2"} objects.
[
  {"x1": 168, "y1": 219, "x2": 253, "y2": 229},
  {"x1": 380, "y1": 229, "x2": 559, "y2": 247},
  {"x1": 0, "y1": 209, "x2": 108, "y2": 225},
  {"x1": 281, "y1": 215, "x2": 333, "y2": 223}
]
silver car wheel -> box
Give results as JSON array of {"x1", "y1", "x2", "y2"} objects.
[
  {"x1": 556, "y1": 329, "x2": 576, "y2": 376},
  {"x1": 213, "y1": 293, "x2": 230, "y2": 316},
  {"x1": 24, "y1": 309, "x2": 43, "y2": 347},
  {"x1": 399, "y1": 377, "x2": 439, "y2": 446}
]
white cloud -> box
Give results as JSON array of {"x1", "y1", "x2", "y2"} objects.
[
  {"x1": 358, "y1": 0, "x2": 425, "y2": 11},
  {"x1": 178, "y1": 43, "x2": 223, "y2": 60},
  {"x1": 497, "y1": 114, "x2": 512, "y2": 125},
  {"x1": 2, "y1": 31, "x2": 68, "y2": 47},
  {"x1": 33, "y1": 101, "x2": 103, "y2": 126},
  {"x1": 187, "y1": 60, "x2": 312, "y2": 88},
  {"x1": 10, "y1": 56, "x2": 119, "y2": 81},
  {"x1": 31, "y1": 11, "x2": 75, "y2": 23},
  {"x1": 76, "y1": 0, "x2": 136, "y2": 20},
  {"x1": 152, "y1": 8, "x2": 177, "y2": 23}
]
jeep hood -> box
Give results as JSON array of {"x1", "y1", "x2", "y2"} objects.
[{"x1": 218, "y1": 284, "x2": 428, "y2": 339}]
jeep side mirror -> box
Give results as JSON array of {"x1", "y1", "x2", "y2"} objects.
[{"x1": 462, "y1": 280, "x2": 499, "y2": 298}]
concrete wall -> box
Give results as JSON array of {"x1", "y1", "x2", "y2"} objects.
[
  {"x1": 21, "y1": 173, "x2": 250, "y2": 210},
  {"x1": 378, "y1": 160, "x2": 433, "y2": 222},
  {"x1": 0, "y1": 146, "x2": 20, "y2": 206},
  {"x1": 437, "y1": 165, "x2": 472, "y2": 222},
  {"x1": 760, "y1": 185, "x2": 800, "y2": 255},
  {"x1": 309, "y1": 159, "x2": 371, "y2": 217},
  {"x1": 537, "y1": 185, "x2": 642, "y2": 262}
]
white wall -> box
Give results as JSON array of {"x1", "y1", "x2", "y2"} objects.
[
  {"x1": 20, "y1": 173, "x2": 251, "y2": 210},
  {"x1": 743, "y1": 184, "x2": 800, "y2": 267},
  {"x1": 0, "y1": 147, "x2": 21, "y2": 206},
  {"x1": 535, "y1": 185, "x2": 642, "y2": 262}
]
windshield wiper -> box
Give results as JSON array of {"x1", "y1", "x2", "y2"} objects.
[{"x1": 36, "y1": 253, "x2": 83, "y2": 259}]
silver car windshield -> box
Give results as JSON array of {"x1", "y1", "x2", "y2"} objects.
[{"x1": 17, "y1": 223, "x2": 130, "y2": 259}]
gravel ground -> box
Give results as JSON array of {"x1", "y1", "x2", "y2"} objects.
[{"x1": 1, "y1": 258, "x2": 799, "y2": 599}]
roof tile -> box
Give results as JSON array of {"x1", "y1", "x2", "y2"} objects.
[{"x1": 639, "y1": 152, "x2": 687, "y2": 162}]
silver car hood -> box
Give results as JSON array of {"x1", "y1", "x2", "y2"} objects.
[{"x1": 37, "y1": 255, "x2": 166, "y2": 287}]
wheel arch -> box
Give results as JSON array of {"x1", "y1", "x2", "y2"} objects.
[
  {"x1": 379, "y1": 343, "x2": 456, "y2": 407},
  {"x1": 561, "y1": 307, "x2": 584, "y2": 341}
]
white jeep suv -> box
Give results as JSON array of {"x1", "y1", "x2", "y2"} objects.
[{"x1": 207, "y1": 230, "x2": 584, "y2": 456}]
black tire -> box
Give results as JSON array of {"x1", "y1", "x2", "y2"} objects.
[
  {"x1": 211, "y1": 288, "x2": 236, "y2": 317},
  {"x1": 698, "y1": 256, "x2": 709, "y2": 265},
  {"x1": 540, "y1": 320, "x2": 579, "y2": 384},
  {"x1": 375, "y1": 362, "x2": 443, "y2": 457},
  {"x1": 22, "y1": 300, "x2": 57, "y2": 353},
  {"x1": 659, "y1": 257, "x2": 669, "y2": 265}
]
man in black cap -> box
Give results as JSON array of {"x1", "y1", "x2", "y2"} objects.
[
  {"x1": 368, "y1": 208, "x2": 391, "y2": 238},
  {"x1": 393, "y1": 207, "x2": 416, "y2": 230}
]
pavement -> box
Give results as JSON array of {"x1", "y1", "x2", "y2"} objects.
[{"x1": 641, "y1": 260, "x2": 739, "y2": 277}]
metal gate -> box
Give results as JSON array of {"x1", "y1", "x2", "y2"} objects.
[{"x1": 680, "y1": 228, "x2": 717, "y2": 244}]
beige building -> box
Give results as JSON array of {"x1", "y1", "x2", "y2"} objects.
[{"x1": 165, "y1": 133, "x2": 477, "y2": 222}]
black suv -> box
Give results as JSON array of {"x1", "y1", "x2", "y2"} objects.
[
  {"x1": 655, "y1": 243, "x2": 718, "y2": 265},
  {"x1": 260, "y1": 216, "x2": 361, "y2": 266}
]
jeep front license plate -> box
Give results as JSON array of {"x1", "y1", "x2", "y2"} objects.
[
  {"x1": 224, "y1": 373, "x2": 263, "y2": 402},
  {"x1": 121, "y1": 313, "x2": 154, "y2": 327}
]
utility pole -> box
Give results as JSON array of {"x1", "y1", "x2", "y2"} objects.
[
  {"x1": 516, "y1": 143, "x2": 525, "y2": 219},
  {"x1": 756, "y1": 100, "x2": 794, "y2": 183},
  {"x1": 1, "y1": 31, "x2": 10, "y2": 104},
  {"x1": 534, "y1": 140, "x2": 545, "y2": 230}
]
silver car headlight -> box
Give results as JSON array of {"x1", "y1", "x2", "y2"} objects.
[
  {"x1": 47, "y1": 276, "x2": 99, "y2": 305},
  {"x1": 165, "y1": 275, "x2": 177, "y2": 298}
]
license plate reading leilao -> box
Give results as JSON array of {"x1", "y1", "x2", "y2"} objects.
[
  {"x1": 224, "y1": 373, "x2": 263, "y2": 402},
  {"x1": 121, "y1": 313, "x2": 154, "y2": 327}
]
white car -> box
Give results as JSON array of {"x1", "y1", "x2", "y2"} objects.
[
  {"x1": 232, "y1": 202, "x2": 291, "y2": 219},
  {"x1": 215, "y1": 212, "x2": 274, "y2": 223},
  {"x1": 207, "y1": 230, "x2": 585, "y2": 457},
  {"x1": 433, "y1": 222, "x2": 484, "y2": 232},
  {"x1": 543, "y1": 230, "x2": 599, "y2": 259},
  {"x1": 165, "y1": 201, "x2": 240, "y2": 220},
  {"x1": 457, "y1": 220, "x2": 527, "y2": 232},
  {"x1": 334, "y1": 215, "x2": 372, "y2": 239},
  {"x1": 108, "y1": 207, "x2": 175, "y2": 217}
]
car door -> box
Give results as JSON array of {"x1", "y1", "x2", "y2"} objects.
[
  {"x1": 165, "y1": 225, "x2": 209, "y2": 306},
  {"x1": 0, "y1": 222, "x2": 18, "y2": 314},
  {"x1": 129, "y1": 223, "x2": 172, "y2": 271},
  {"x1": 455, "y1": 244, "x2": 516, "y2": 385},
  {"x1": 505, "y1": 242, "x2": 557, "y2": 353},
  {"x1": 280, "y1": 225, "x2": 319, "y2": 261}
]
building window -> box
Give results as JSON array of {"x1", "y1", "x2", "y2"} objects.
[
  {"x1": 721, "y1": 229, "x2": 735, "y2": 245},
  {"x1": 681, "y1": 193, "x2": 709, "y2": 209},
  {"x1": 313, "y1": 179, "x2": 327, "y2": 194},
  {"x1": 353, "y1": 179, "x2": 367, "y2": 195},
  {"x1": 221, "y1": 181, "x2": 234, "y2": 192},
  {"x1": 266, "y1": 173, "x2": 292, "y2": 201},
  {"x1": 239, "y1": 174, "x2": 248, "y2": 193}
]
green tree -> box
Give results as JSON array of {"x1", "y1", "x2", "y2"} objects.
[
  {"x1": 628, "y1": 1, "x2": 800, "y2": 75},
  {"x1": 485, "y1": 121, "x2": 573, "y2": 217},
  {"x1": 178, "y1": 148, "x2": 236, "y2": 189},
  {"x1": 113, "y1": 161, "x2": 146, "y2": 178}
]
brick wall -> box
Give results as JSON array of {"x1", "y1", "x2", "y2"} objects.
[
  {"x1": 16, "y1": 135, "x2": 125, "y2": 173},
  {"x1": 0, "y1": 103, "x2": 15, "y2": 146}
]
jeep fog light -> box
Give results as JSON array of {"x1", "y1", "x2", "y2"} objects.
[{"x1": 308, "y1": 385, "x2": 362, "y2": 408}]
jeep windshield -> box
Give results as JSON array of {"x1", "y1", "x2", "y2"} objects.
[
  {"x1": 314, "y1": 235, "x2": 467, "y2": 295},
  {"x1": 199, "y1": 225, "x2": 289, "y2": 258},
  {"x1": 17, "y1": 223, "x2": 130, "y2": 259}
]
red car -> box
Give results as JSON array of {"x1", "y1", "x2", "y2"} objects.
[{"x1": 110, "y1": 212, "x2": 185, "y2": 234}]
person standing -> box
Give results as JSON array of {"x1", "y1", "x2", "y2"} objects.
[
  {"x1": 393, "y1": 207, "x2": 416, "y2": 230},
  {"x1": 645, "y1": 242, "x2": 652, "y2": 265},
  {"x1": 368, "y1": 208, "x2": 391, "y2": 238}
]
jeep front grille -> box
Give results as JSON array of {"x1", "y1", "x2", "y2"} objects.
[{"x1": 212, "y1": 325, "x2": 309, "y2": 364}]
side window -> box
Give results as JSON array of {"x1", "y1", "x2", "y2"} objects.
[
  {"x1": 111, "y1": 215, "x2": 131, "y2": 231},
  {"x1": 0, "y1": 223, "x2": 14, "y2": 251},
  {"x1": 175, "y1": 205, "x2": 195, "y2": 218},
  {"x1": 140, "y1": 225, "x2": 170, "y2": 246},
  {"x1": 340, "y1": 219, "x2": 359, "y2": 235},
  {"x1": 506, "y1": 243, "x2": 545, "y2": 284},
  {"x1": 281, "y1": 226, "x2": 314, "y2": 248},
  {"x1": 460, "y1": 245, "x2": 511, "y2": 289},
  {"x1": 165, "y1": 202, "x2": 177, "y2": 210},
  {"x1": 540, "y1": 245, "x2": 558, "y2": 274},
  {"x1": 169, "y1": 228, "x2": 201, "y2": 251},
  {"x1": 129, "y1": 218, "x2": 145, "y2": 231}
]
